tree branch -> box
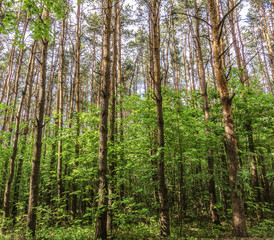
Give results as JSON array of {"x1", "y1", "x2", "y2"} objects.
[
  {"x1": 174, "y1": 11, "x2": 212, "y2": 27},
  {"x1": 217, "y1": 0, "x2": 243, "y2": 42}
]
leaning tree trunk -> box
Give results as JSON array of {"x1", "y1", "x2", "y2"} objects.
[
  {"x1": 95, "y1": 0, "x2": 112, "y2": 239},
  {"x1": 207, "y1": 0, "x2": 247, "y2": 237},
  {"x1": 26, "y1": 9, "x2": 49, "y2": 236},
  {"x1": 12, "y1": 40, "x2": 37, "y2": 220},
  {"x1": 2, "y1": 15, "x2": 29, "y2": 221},
  {"x1": 151, "y1": 0, "x2": 170, "y2": 237}
]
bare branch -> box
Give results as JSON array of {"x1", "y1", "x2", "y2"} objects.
[{"x1": 174, "y1": 11, "x2": 212, "y2": 27}]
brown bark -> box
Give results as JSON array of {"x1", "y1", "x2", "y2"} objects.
[
  {"x1": 163, "y1": 0, "x2": 173, "y2": 86},
  {"x1": 182, "y1": 36, "x2": 189, "y2": 90},
  {"x1": 259, "y1": 0, "x2": 274, "y2": 83},
  {"x1": 258, "y1": 153, "x2": 270, "y2": 202},
  {"x1": 228, "y1": 1, "x2": 244, "y2": 84},
  {"x1": 0, "y1": 3, "x2": 22, "y2": 104},
  {"x1": 107, "y1": 0, "x2": 118, "y2": 232},
  {"x1": 207, "y1": 0, "x2": 247, "y2": 237},
  {"x1": 172, "y1": 20, "x2": 179, "y2": 92},
  {"x1": 194, "y1": 0, "x2": 219, "y2": 225},
  {"x1": 117, "y1": 0, "x2": 125, "y2": 203},
  {"x1": 149, "y1": 8, "x2": 155, "y2": 92},
  {"x1": 151, "y1": 0, "x2": 170, "y2": 237},
  {"x1": 229, "y1": 0, "x2": 260, "y2": 205},
  {"x1": 45, "y1": 22, "x2": 58, "y2": 208},
  {"x1": 71, "y1": 2, "x2": 81, "y2": 218},
  {"x1": 259, "y1": 25, "x2": 273, "y2": 93},
  {"x1": 95, "y1": 0, "x2": 112, "y2": 239},
  {"x1": 57, "y1": 11, "x2": 66, "y2": 201},
  {"x1": 2, "y1": 18, "x2": 30, "y2": 219},
  {"x1": 91, "y1": 31, "x2": 96, "y2": 105},
  {"x1": 234, "y1": 7, "x2": 249, "y2": 87},
  {"x1": 26, "y1": 8, "x2": 49, "y2": 235},
  {"x1": 189, "y1": 36, "x2": 196, "y2": 92},
  {"x1": 12, "y1": 41, "x2": 37, "y2": 220}
]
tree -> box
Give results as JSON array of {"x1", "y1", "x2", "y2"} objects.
[
  {"x1": 194, "y1": 0, "x2": 220, "y2": 225},
  {"x1": 206, "y1": 0, "x2": 247, "y2": 237},
  {"x1": 95, "y1": 0, "x2": 112, "y2": 238},
  {"x1": 26, "y1": 7, "x2": 50, "y2": 236},
  {"x1": 151, "y1": 0, "x2": 170, "y2": 237}
]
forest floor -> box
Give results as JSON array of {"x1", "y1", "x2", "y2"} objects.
[{"x1": 0, "y1": 217, "x2": 273, "y2": 240}]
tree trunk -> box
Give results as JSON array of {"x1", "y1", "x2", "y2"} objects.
[
  {"x1": 2, "y1": 16, "x2": 29, "y2": 221},
  {"x1": 172, "y1": 20, "x2": 179, "y2": 92},
  {"x1": 95, "y1": 0, "x2": 112, "y2": 239},
  {"x1": 206, "y1": 0, "x2": 247, "y2": 237},
  {"x1": 12, "y1": 40, "x2": 37, "y2": 220},
  {"x1": 107, "y1": 0, "x2": 118, "y2": 232},
  {"x1": 57, "y1": 11, "x2": 66, "y2": 202},
  {"x1": 0, "y1": 2, "x2": 22, "y2": 104},
  {"x1": 194, "y1": 0, "x2": 219, "y2": 225},
  {"x1": 259, "y1": 0, "x2": 274, "y2": 83},
  {"x1": 91, "y1": 31, "x2": 96, "y2": 105},
  {"x1": 26, "y1": 9, "x2": 49, "y2": 236},
  {"x1": 151, "y1": 0, "x2": 170, "y2": 237},
  {"x1": 163, "y1": 0, "x2": 173, "y2": 86},
  {"x1": 229, "y1": 0, "x2": 260, "y2": 205},
  {"x1": 72, "y1": 2, "x2": 81, "y2": 218},
  {"x1": 117, "y1": 1, "x2": 125, "y2": 204}
]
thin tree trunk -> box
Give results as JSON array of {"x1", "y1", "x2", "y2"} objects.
[
  {"x1": 258, "y1": 152, "x2": 270, "y2": 202},
  {"x1": 228, "y1": 1, "x2": 244, "y2": 84},
  {"x1": 107, "y1": 0, "x2": 118, "y2": 232},
  {"x1": 172, "y1": 20, "x2": 179, "y2": 92},
  {"x1": 259, "y1": 0, "x2": 274, "y2": 83},
  {"x1": 95, "y1": 0, "x2": 112, "y2": 238},
  {"x1": 57, "y1": 10, "x2": 66, "y2": 202},
  {"x1": 229, "y1": 0, "x2": 260, "y2": 206},
  {"x1": 91, "y1": 31, "x2": 96, "y2": 106},
  {"x1": 151, "y1": 0, "x2": 170, "y2": 237},
  {"x1": 163, "y1": 0, "x2": 173, "y2": 86},
  {"x1": 259, "y1": 25, "x2": 273, "y2": 93},
  {"x1": 207, "y1": 0, "x2": 247, "y2": 237},
  {"x1": 117, "y1": 0, "x2": 125, "y2": 204},
  {"x1": 2, "y1": 16, "x2": 30, "y2": 220},
  {"x1": 12, "y1": 40, "x2": 38, "y2": 220},
  {"x1": 26, "y1": 8, "x2": 49, "y2": 235},
  {"x1": 0, "y1": 3, "x2": 22, "y2": 104},
  {"x1": 71, "y1": 2, "x2": 81, "y2": 218},
  {"x1": 194, "y1": 0, "x2": 219, "y2": 225}
]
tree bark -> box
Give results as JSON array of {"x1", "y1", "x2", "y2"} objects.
[
  {"x1": 194, "y1": 0, "x2": 220, "y2": 225},
  {"x1": 2, "y1": 16, "x2": 30, "y2": 220},
  {"x1": 229, "y1": 0, "x2": 260, "y2": 205},
  {"x1": 0, "y1": 2, "x2": 22, "y2": 104},
  {"x1": 163, "y1": 0, "x2": 173, "y2": 86},
  {"x1": 57, "y1": 10, "x2": 66, "y2": 201},
  {"x1": 151, "y1": 0, "x2": 170, "y2": 237},
  {"x1": 107, "y1": 0, "x2": 118, "y2": 232},
  {"x1": 12, "y1": 40, "x2": 37, "y2": 220},
  {"x1": 26, "y1": 8, "x2": 49, "y2": 235},
  {"x1": 206, "y1": 0, "x2": 247, "y2": 237},
  {"x1": 71, "y1": 2, "x2": 81, "y2": 218},
  {"x1": 95, "y1": 0, "x2": 112, "y2": 239},
  {"x1": 259, "y1": 0, "x2": 274, "y2": 83}
]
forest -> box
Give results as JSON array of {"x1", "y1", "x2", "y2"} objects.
[{"x1": 0, "y1": 0, "x2": 273, "y2": 239}]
